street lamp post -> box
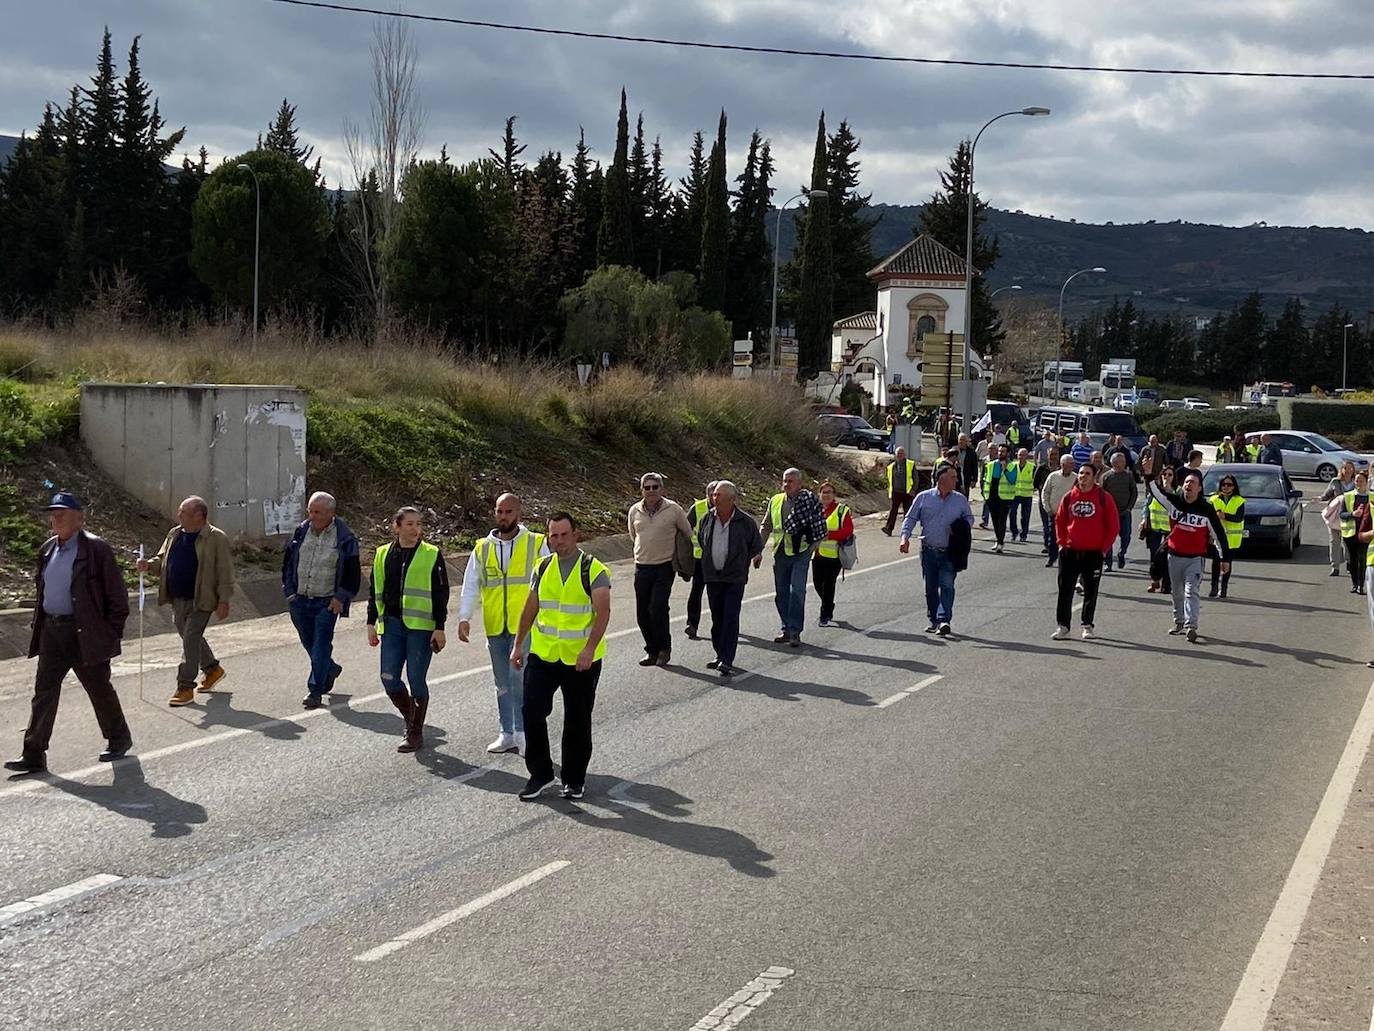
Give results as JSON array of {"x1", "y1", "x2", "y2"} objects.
[
  {"x1": 963, "y1": 107, "x2": 1050, "y2": 396},
  {"x1": 1343, "y1": 322, "x2": 1355, "y2": 392},
  {"x1": 236, "y1": 163, "x2": 261, "y2": 345},
  {"x1": 1055, "y1": 266, "x2": 1106, "y2": 398},
  {"x1": 990, "y1": 285, "x2": 1023, "y2": 300},
  {"x1": 770, "y1": 189, "x2": 829, "y2": 374}
]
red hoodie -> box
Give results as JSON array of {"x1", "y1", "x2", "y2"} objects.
[{"x1": 1055, "y1": 484, "x2": 1120, "y2": 553}]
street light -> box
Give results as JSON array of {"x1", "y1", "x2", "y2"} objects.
[
  {"x1": 990, "y1": 285, "x2": 1023, "y2": 300},
  {"x1": 1054, "y1": 267, "x2": 1106, "y2": 398},
  {"x1": 962, "y1": 107, "x2": 1050, "y2": 393},
  {"x1": 1343, "y1": 322, "x2": 1355, "y2": 392},
  {"x1": 771, "y1": 189, "x2": 829, "y2": 374},
  {"x1": 236, "y1": 163, "x2": 261, "y2": 345}
]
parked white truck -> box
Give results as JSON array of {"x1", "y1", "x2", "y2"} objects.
[{"x1": 1099, "y1": 358, "x2": 1137, "y2": 403}]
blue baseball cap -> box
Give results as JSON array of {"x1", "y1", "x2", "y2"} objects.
[{"x1": 44, "y1": 491, "x2": 84, "y2": 511}]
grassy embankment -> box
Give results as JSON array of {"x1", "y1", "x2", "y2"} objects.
[{"x1": 0, "y1": 326, "x2": 875, "y2": 602}]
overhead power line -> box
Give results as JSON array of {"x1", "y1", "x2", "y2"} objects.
[{"x1": 267, "y1": 0, "x2": 1374, "y2": 81}]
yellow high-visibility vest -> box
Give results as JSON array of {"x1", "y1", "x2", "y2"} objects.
[
  {"x1": 529, "y1": 552, "x2": 609, "y2": 666},
  {"x1": 886, "y1": 460, "x2": 916, "y2": 498},
  {"x1": 1147, "y1": 497, "x2": 1171, "y2": 532},
  {"x1": 1341, "y1": 491, "x2": 1363, "y2": 539},
  {"x1": 373, "y1": 541, "x2": 440, "y2": 634},
  {"x1": 1012, "y1": 460, "x2": 1035, "y2": 498},
  {"x1": 688, "y1": 498, "x2": 710, "y2": 560},
  {"x1": 816, "y1": 504, "x2": 850, "y2": 560},
  {"x1": 1210, "y1": 493, "x2": 1245, "y2": 550},
  {"x1": 982, "y1": 461, "x2": 1018, "y2": 501},
  {"x1": 473, "y1": 530, "x2": 545, "y2": 637}
]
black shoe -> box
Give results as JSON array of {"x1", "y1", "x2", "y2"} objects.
[
  {"x1": 98, "y1": 741, "x2": 132, "y2": 762},
  {"x1": 1117, "y1": 554, "x2": 1126, "y2": 569},
  {"x1": 519, "y1": 775, "x2": 556, "y2": 801},
  {"x1": 1186, "y1": 627, "x2": 1198, "y2": 643},
  {"x1": 1045, "y1": 558, "x2": 1056, "y2": 567},
  {"x1": 789, "y1": 634, "x2": 801, "y2": 648},
  {"x1": 1208, "y1": 588, "x2": 1218, "y2": 598},
  {"x1": 924, "y1": 624, "x2": 938, "y2": 633},
  {"x1": 1169, "y1": 622, "x2": 1184, "y2": 635},
  {"x1": 772, "y1": 633, "x2": 790, "y2": 644},
  {"x1": 718, "y1": 663, "x2": 735, "y2": 677},
  {"x1": 321, "y1": 664, "x2": 342, "y2": 693},
  {"x1": 685, "y1": 626, "x2": 698, "y2": 640},
  {"x1": 937, "y1": 623, "x2": 952, "y2": 637},
  {"x1": 3, "y1": 757, "x2": 45, "y2": 774},
  {"x1": 1040, "y1": 547, "x2": 1049, "y2": 554},
  {"x1": 560, "y1": 783, "x2": 585, "y2": 800},
  {"x1": 1331, "y1": 568, "x2": 1342, "y2": 577},
  {"x1": 880, "y1": 527, "x2": 893, "y2": 537},
  {"x1": 302, "y1": 693, "x2": 323, "y2": 710},
  {"x1": 638, "y1": 655, "x2": 658, "y2": 667},
  {"x1": 707, "y1": 659, "x2": 720, "y2": 670},
  {"x1": 1220, "y1": 587, "x2": 1228, "y2": 598}
]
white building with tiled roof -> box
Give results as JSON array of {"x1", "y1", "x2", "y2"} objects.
[{"x1": 831, "y1": 235, "x2": 985, "y2": 407}]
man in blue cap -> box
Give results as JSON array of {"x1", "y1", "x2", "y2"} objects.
[{"x1": 5, "y1": 492, "x2": 133, "y2": 774}]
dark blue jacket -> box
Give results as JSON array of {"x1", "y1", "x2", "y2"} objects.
[{"x1": 281, "y1": 517, "x2": 362, "y2": 616}]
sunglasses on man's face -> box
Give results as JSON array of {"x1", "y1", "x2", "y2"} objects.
[{"x1": 642, "y1": 484, "x2": 661, "y2": 491}]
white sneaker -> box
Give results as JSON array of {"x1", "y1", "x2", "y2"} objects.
[
  {"x1": 1081, "y1": 625, "x2": 1095, "y2": 640},
  {"x1": 486, "y1": 732, "x2": 517, "y2": 754},
  {"x1": 1051, "y1": 626, "x2": 1069, "y2": 640},
  {"x1": 514, "y1": 731, "x2": 527, "y2": 757}
]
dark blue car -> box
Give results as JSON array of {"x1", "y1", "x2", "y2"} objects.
[{"x1": 1202, "y1": 464, "x2": 1304, "y2": 558}]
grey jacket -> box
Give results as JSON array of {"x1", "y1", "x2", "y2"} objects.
[
  {"x1": 1100, "y1": 469, "x2": 1139, "y2": 515},
  {"x1": 697, "y1": 509, "x2": 764, "y2": 584}
]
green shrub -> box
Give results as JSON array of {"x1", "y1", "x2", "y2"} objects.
[
  {"x1": 1140, "y1": 408, "x2": 1279, "y2": 442},
  {"x1": 1279, "y1": 399, "x2": 1374, "y2": 438},
  {"x1": 306, "y1": 400, "x2": 488, "y2": 492},
  {"x1": 0, "y1": 382, "x2": 43, "y2": 463}
]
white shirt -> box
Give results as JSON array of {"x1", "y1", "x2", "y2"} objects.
[{"x1": 458, "y1": 525, "x2": 551, "y2": 622}]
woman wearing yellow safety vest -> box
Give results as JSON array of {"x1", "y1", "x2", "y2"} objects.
[
  {"x1": 812, "y1": 482, "x2": 854, "y2": 627},
  {"x1": 1208, "y1": 475, "x2": 1245, "y2": 598},
  {"x1": 1335, "y1": 471, "x2": 1371, "y2": 596},
  {"x1": 367, "y1": 507, "x2": 450, "y2": 753},
  {"x1": 1140, "y1": 465, "x2": 1175, "y2": 594}
]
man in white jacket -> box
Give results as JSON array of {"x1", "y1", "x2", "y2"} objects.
[
  {"x1": 1039, "y1": 453, "x2": 1077, "y2": 568},
  {"x1": 457, "y1": 494, "x2": 550, "y2": 755}
]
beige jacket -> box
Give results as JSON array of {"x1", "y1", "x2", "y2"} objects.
[
  {"x1": 145, "y1": 523, "x2": 236, "y2": 612},
  {"x1": 627, "y1": 498, "x2": 692, "y2": 565}
]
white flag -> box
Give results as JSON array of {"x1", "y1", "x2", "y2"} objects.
[{"x1": 971, "y1": 411, "x2": 992, "y2": 435}]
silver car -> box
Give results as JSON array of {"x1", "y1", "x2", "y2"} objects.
[{"x1": 1264, "y1": 430, "x2": 1370, "y2": 480}]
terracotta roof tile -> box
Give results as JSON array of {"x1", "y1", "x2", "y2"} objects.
[{"x1": 867, "y1": 235, "x2": 972, "y2": 279}]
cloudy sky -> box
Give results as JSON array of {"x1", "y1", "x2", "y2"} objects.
[{"x1": 5, "y1": 0, "x2": 1374, "y2": 229}]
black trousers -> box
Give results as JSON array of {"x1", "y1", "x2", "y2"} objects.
[
  {"x1": 988, "y1": 496, "x2": 1011, "y2": 545},
  {"x1": 521, "y1": 654, "x2": 601, "y2": 787},
  {"x1": 812, "y1": 555, "x2": 841, "y2": 622},
  {"x1": 1146, "y1": 530, "x2": 1172, "y2": 591},
  {"x1": 1209, "y1": 545, "x2": 1233, "y2": 593},
  {"x1": 633, "y1": 561, "x2": 675, "y2": 656},
  {"x1": 23, "y1": 619, "x2": 131, "y2": 759},
  {"x1": 1347, "y1": 539, "x2": 1369, "y2": 590},
  {"x1": 686, "y1": 558, "x2": 706, "y2": 631},
  {"x1": 884, "y1": 492, "x2": 912, "y2": 534},
  {"x1": 1057, "y1": 548, "x2": 1103, "y2": 628},
  {"x1": 706, "y1": 580, "x2": 746, "y2": 667}
]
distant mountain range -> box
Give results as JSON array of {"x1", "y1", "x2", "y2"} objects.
[{"x1": 5, "y1": 133, "x2": 1371, "y2": 319}]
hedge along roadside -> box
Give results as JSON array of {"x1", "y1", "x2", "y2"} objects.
[
  {"x1": 1277, "y1": 399, "x2": 1374, "y2": 440},
  {"x1": 1139, "y1": 408, "x2": 1280, "y2": 443}
]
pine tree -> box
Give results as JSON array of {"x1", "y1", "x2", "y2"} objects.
[
  {"x1": 640, "y1": 136, "x2": 670, "y2": 278},
  {"x1": 596, "y1": 88, "x2": 634, "y2": 267},
  {"x1": 724, "y1": 129, "x2": 775, "y2": 343},
  {"x1": 568, "y1": 128, "x2": 602, "y2": 279},
  {"x1": 697, "y1": 110, "x2": 729, "y2": 313},
  {"x1": 671, "y1": 130, "x2": 708, "y2": 275},
  {"x1": 0, "y1": 109, "x2": 69, "y2": 310},
  {"x1": 265, "y1": 99, "x2": 314, "y2": 164},
  {"x1": 627, "y1": 114, "x2": 652, "y2": 273},
  {"x1": 795, "y1": 113, "x2": 833, "y2": 377},
  {"x1": 488, "y1": 115, "x2": 527, "y2": 186},
  {"x1": 1261, "y1": 297, "x2": 1306, "y2": 383},
  {"x1": 825, "y1": 119, "x2": 877, "y2": 322},
  {"x1": 918, "y1": 141, "x2": 1005, "y2": 355}
]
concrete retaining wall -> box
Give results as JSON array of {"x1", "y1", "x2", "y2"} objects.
[{"x1": 80, "y1": 383, "x2": 308, "y2": 541}]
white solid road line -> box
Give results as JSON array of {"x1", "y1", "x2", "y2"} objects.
[
  {"x1": 0, "y1": 552, "x2": 920, "y2": 801},
  {"x1": 690, "y1": 966, "x2": 796, "y2": 1030},
  {"x1": 1219, "y1": 676, "x2": 1374, "y2": 1031},
  {"x1": 353, "y1": 860, "x2": 571, "y2": 963},
  {"x1": 875, "y1": 674, "x2": 944, "y2": 710},
  {"x1": 0, "y1": 873, "x2": 123, "y2": 923}
]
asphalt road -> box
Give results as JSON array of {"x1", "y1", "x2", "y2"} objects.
[{"x1": 1, "y1": 503, "x2": 1371, "y2": 1031}]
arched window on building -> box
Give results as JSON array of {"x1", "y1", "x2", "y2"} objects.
[{"x1": 906, "y1": 294, "x2": 949, "y2": 357}]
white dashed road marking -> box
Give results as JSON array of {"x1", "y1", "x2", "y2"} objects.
[
  {"x1": 0, "y1": 873, "x2": 123, "y2": 923},
  {"x1": 353, "y1": 860, "x2": 570, "y2": 963},
  {"x1": 875, "y1": 674, "x2": 944, "y2": 710},
  {"x1": 690, "y1": 966, "x2": 795, "y2": 1030},
  {"x1": 1219, "y1": 676, "x2": 1374, "y2": 1031}
]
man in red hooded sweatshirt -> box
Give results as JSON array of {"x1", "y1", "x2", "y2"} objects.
[{"x1": 1052, "y1": 463, "x2": 1119, "y2": 641}]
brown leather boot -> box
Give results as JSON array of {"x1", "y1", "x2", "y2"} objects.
[
  {"x1": 387, "y1": 691, "x2": 412, "y2": 731},
  {"x1": 398, "y1": 697, "x2": 427, "y2": 753}
]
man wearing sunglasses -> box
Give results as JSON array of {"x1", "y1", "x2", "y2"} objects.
[{"x1": 627, "y1": 472, "x2": 692, "y2": 667}]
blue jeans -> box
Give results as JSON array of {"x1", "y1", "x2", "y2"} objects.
[
  {"x1": 773, "y1": 549, "x2": 812, "y2": 635},
  {"x1": 920, "y1": 546, "x2": 957, "y2": 626},
  {"x1": 1010, "y1": 496, "x2": 1031, "y2": 539},
  {"x1": 288, "y1": 596, "x2": 339, "y2": 694},
  {"x1": 1117, "y1": 510, "x2": 1133, "y2": 560},
  {"x1": 380, "y1": 615, "x2": 435, "y2": 699},
  {"x1": 486, "y1": 630, "x2": 525, "y2": 733}
]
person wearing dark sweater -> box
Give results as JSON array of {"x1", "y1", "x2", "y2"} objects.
[
  {"x1": 1148, "y1": 470, "x2": 1230, "y2": 642},
  {"x1": 1051, "y1": 464, "x2": 1119, "y2": 640},
  {"x1": 367, "y1": 507, "x2": 450, "y2": 752},
  {"x1": 1099, "y1": 453, "x2": 1139, "y2": 571}
]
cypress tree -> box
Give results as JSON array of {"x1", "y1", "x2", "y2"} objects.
[
  {"x1": 0, "y1": 109, "x2": 69, "y2": 310},
  {"x1": 80, "y1": 28, "x2": 122, "y2": 274},
  {"x1": 698, "y1": 110, "x2": 729, "y2": 313},
  {"x1": 825, "y1": 119, "x2": 877, "y2": 322},
  {"x1": 795, "y1": 113, "x2": 833, "y2": 378},
  {"x1": 640, "y1": 136, "x2": 670, "y2": 279},
  {"x1": 596, "y1": 88, "x2": 634, "y2": 267},
  {"x1": 724, "y1": 129, "x2": 775, "y2": 343},
  {"x1": 671, "y1": 130, "x2": 707, "y2": 275},
  {"x1": 1263, "y1": 298, "x2": 1307, "y2": 383},
  {"x1": 568, "y1": 128, "x2": 602, "y2": 280}
]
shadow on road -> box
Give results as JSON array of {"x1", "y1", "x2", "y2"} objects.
[
  {"x1": 325, "y1": 692, "x2": 449, "y2": 745},
  {"x1": 45, "y1": 758, "x2": 208, "y2": 839},
  {"x1": 1092, "y1": 639, "x2": 1265, "y2": 667},
  {"x1": 963, "y1": 635, "x2": 1104, "y2": 659},
  {"x1": 193, "y1": 690, "x2": 307, "y2": 742},
  {"x1": 672, "y1": 661, "x2": 877, "y2": 706}
]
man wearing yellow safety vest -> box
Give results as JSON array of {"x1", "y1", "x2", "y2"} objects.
[
  {"x1": 1207, "y1": 474, "x2": 1245, "y2": 598},
  {"x1": 759, "y1": 468, "x2": 829, "y2": 647},
  {"x1": 982, "y1": 443, "x2": 1019, "y2": 553},
  {"x1": 882, "y1": 447, "x2": 917, "y2": 537},
  {"x1": 1008, "y1": 447, "x2": 1035, "y2": 543},
  {"x1": 684, "y1": 482, "x2": 718, "y2": 640},
  {"x1": 366, "y1": 507, "x2": 450, "y2": 753},
  {"x1": 457, "y1": 493, "x2": 550, "y2": 756},
  {"x1": 511, "y1": 512, "x2": 612, "y2": 802}
]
